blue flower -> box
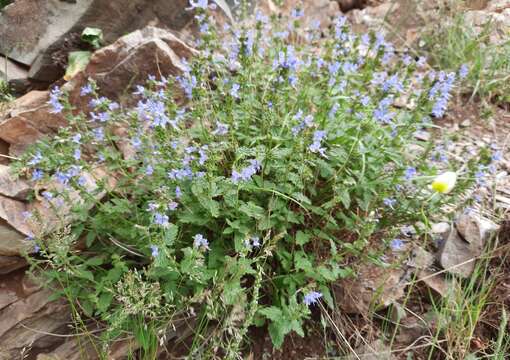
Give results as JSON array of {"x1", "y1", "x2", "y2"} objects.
[
  {"x1": 231, "y1": 159, "x2": 261, "y2": 183},
  {"x1": 175, "y1": 186, "x2": 182, "y2": 198},
  {"x1": 193, "y1": 233, "x2": 210, "y2": 250},
  {"x1": 153, "y1": 212, "x2": 169, "y2": 227},
  {"x1": 390, "y1": 238, "x2": 405, "y2": 251},
  {"x1": 48, "y1": 87, "x2": 64, "y2": 113},
  {"x1": 150, "y1": 245, "x2": 159, "y2": 258},
  {"x1": 189, "y1": 0, "x2": 208, "y2": 9},
  {"x1": 303, "y1": 291, "x2": 322, "y2": 306},
  {"x1": 212, "y1": 121, "x2": 229, "y2": 136},
  {"x1": 31, "y1": 169, "x2": 44, "y2": 181},
  {"x1": 28, "y1": 151, "x2": 43, "y2": 166},
  {"x1": 230, "y1": 83, "x2": 240, "y2": 98},
  {"x1": 80, "y1": 83, "x2": 93, "y2": 96},
  {"x1": 73, "y1": 149, "x2": 82, "y2": 161},
  {"x1": 92, "y1": 128, "x2": 104, "y2": 141},
  {"x1": 383, "y1": 197, "x2": 397, "y2": 208},
  {"x1": 404, "y1": 167, "x2": 417, "y2": 180},
  {"x1": 42, "y1": 191, "x2": 53, "y2": 201},
  {"x1": 309, "y1": 130, "x2": 327, "y2": 157},
  {"x1": 458, "y1": 64, "x2": 469, "y2": 79}
]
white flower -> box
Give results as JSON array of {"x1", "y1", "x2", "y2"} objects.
[{"x1": 431, "y1": 171, "x2": 457, "y2": 194}]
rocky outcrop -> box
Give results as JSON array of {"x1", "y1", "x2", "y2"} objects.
[
  {"x1": 66, "y1": 26, "x2": 197, "y2": 107},
  {"x1": 0, "y1": 272, "x2": 70, "y2": 360},
  {"x1": 0, "y1": 0, "x2": 194, "y2": 84}
]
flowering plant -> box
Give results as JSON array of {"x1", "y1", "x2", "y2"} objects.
[{"x1": 17, "y1": 5, "x2": 481, "y2": 357}]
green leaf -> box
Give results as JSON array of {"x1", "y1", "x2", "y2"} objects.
[
  {"x1": 81, "y1": 27, "x2": 103, "y2": 49},
  {"x1": 64, "y1": 51, "x2": 91, "y2": 81},
  {"x1": 164, "y1": 224, "x2": 178, "y2": 246},
  {"x1": 75, "y1": 268, "x2": 95, "y2": 282},
  {"x1": 96, "y1": 292, "x2": 113, "y2": 313},
  {"x1": 258, "y1": 306, "x2": 283, "y2": 322},
  {"x1": 239, "y1": 201, "x2": 265, "y2": 220},
  {"x1": 295, "y1": 231, "x2": 311, "y2": 246}
]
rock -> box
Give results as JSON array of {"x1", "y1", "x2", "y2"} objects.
[
  {"x1": 438, "y1": 213, "x2": 498, "y2": 278},
  {"x1": 413, "y1": 130, "x2": 431, "y2": 142},
  {"x1": 418, "y1": 269, "x2": 451, "y2": 297},
  {"x1": 464, "y1": 2, "x2": 510, "y2": 44},
  {"x1": 0, "y1": 255, "x2": 27, "y2": 275},
  {"x1": 460, "y1": 119, "x2": 471, "y2": 127},
  {"x1": 456, "y1": 212, "x2": 499, "y2": 248},
  {"x1": 0, "y1": 57, "x2": 28, "y2": 82},
  {"x1": 37, "y1": 338, "x2": 101, "y2": 360},
  {"x1": 0, "y1": 288, "x2": 70, "y2": 360},
  {"x1": 66, "y1": 26, "x2": 197, "y2": 107},
  {"x1": 0, "y1": 140, "x2": 9, "y2": 165},
  {"x1": 0, "y1": 90, "x2": 66, "y2": 155},
  {"x1": 347, "y1": 340, "x2": 394, "y2": 360},
  {"x1": 430, "y1": 221, "x2": 451, "y2": 246},
  {"x1": 0, "y1": 220, "x2": 31, "y2": 256},
  {"x1": 0, "y1": 164, "x2": 31, "y2": 200},
  {"x1": 0, "y1": 0, "x2": 194, "y2": 83},
  {"x1": 408, "y1": 246, "x2": 435, "y2": 269},
  {"x1": 333, "y1": 264, "x2": 407, "y2": 314},
  {"x1": 439, "y1": 227, "x2": 475, "y2": 277},
  {"x1": 338, "y1": 0, "x2": 367, "y2": 13}
]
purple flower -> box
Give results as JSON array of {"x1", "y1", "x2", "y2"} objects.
[
  {"x1": 73, "y1": 148, "x2": 82, "y2": 161},
  {"x1": 92, "y1": 127, "x2": 104, "y2": 141},
  {"x1": 390, "y1": 238, "x2": 405, "y2": 251},
  {"x1": 80, "y1": 83, "x2": 93, "y2": 96},
  {"x1": 231, "y1": 159, "x2": 261, "y2": 183},
  {"x1": 48, "y1": 87, "x2": 64, "y2": 113},
  {"x1": 153, "y1": 212, "x2": 169, "y2": 227},
  {"x1": 175, "y1": 186, "x2": 182, "y2": 198},
  {"x1": 309, "y1": 130, "x2": 327, "y2": 157},
  {"x1": 213, "y1": 121, "x2": 229, "y2": 136},
  {"x1": 42, "y1": 191, "x2": 53, "y2": 201},
  {"x1": 189, "y1": 0, "x2": 208, "y2": 9},
  {"x1": 72, "y1": 134, "x2": 82, "y2": 144},
  {"x1": 150, "y1": 245, "x2": 159, "y2": 258},
  {"x1": 383, "y1": 197, "x2": 397, "y2": 208},
  {"x1": 193, "y1": 233, "x2": 210, "y2": 250},
  {"x1": 404, "y1": 167, "x2": 417, "y2": 180},
  {"x1": 492, "y1": 150, "x2": 503, "y2": 162},
  {"x1": 303, "y1": 291, "x2": 322, "y2": 306},
  {"x1": 230, "y1": 83, "x2": 240, "y2": 98},
  {"x1": 28, "y1": 151, "x2": 43, "y2": 166},
  {"x1": 459, "y1": 64, "x2": 469, "y2": 79},
  {"x1": 167, "y1": 201, "x2": 178, "y2": 211},
  {"x1": 145, "y1": 165, "x2": 154, "y2": 176},
  {"x1": 31, "y1": 169, "x2": 44, "y2": 181}
]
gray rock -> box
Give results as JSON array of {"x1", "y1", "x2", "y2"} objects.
[
  {"x1": 0, "y1": 255, "x2": 26, "y2": 275},
  {"x1": 439, "y1": 227, "x2": 476, "y2": 277},
  {"x1": 0, "y1": 57, "x2": 28, "y2": 82},
  {"x1": 0, "y1": 164, "x2": 31, "y2": 200},
  {"x1": 456, "y1": 212, "x2": 499, "y2": 248},
  {"x1": 439, "y1": 213, "x2": 499, "y2": 277},
  {"x1": 0, "y1": 0, "x2": 194, "y2": 83}
]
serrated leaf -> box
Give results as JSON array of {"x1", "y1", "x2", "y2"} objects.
[
  {"x1": 295, "y1": 230, "x2": 311, "y2": 246},
  {"x1": 239, "y1": 201, "x2": 265, "y2": 220},
  {"x1": 258, "y1": 306, "x2": 283, "y2": 322},
  {"x1": 64, "y1": 51, "x2": 91, "y2": 81}
]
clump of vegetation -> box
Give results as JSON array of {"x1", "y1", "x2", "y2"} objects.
[
  {"x1": 17, "y1": 4, "x2": 481, "y2": 358},
  {"x1": 0, "y1": 0, "x2": 12, "y2": 10},
  {"x1": 421, "y1": 13, "x2": 510, "y2": 105}
]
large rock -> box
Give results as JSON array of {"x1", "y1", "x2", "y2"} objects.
[
  {"x1": 0, "y1": 285, "x2": 70, "y2": 360},
  {"x1": 66, "y1": 26, "x2": 197, "y2": 107},
  {"x1": 0, "y1": 0, "x2": 194, "y2": 83},
  {"x1": 0, "y1": 164, "x2": 31, "y2": 200},
  {"x1": 439, "y1": 213, "x2": 499, "y2": 277},
  {"x1": 0, "y1": 57, "x2": 28, "y2": 82},
  {"x1": 0, "y1": 255, "x2": 27, "y2": 275},
  {"x1": 0, "y1": 90, "x2": 66, "y2": 156},
  {"x1": 333, "y1": 264, "x2": 407, "y2": 314}
]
